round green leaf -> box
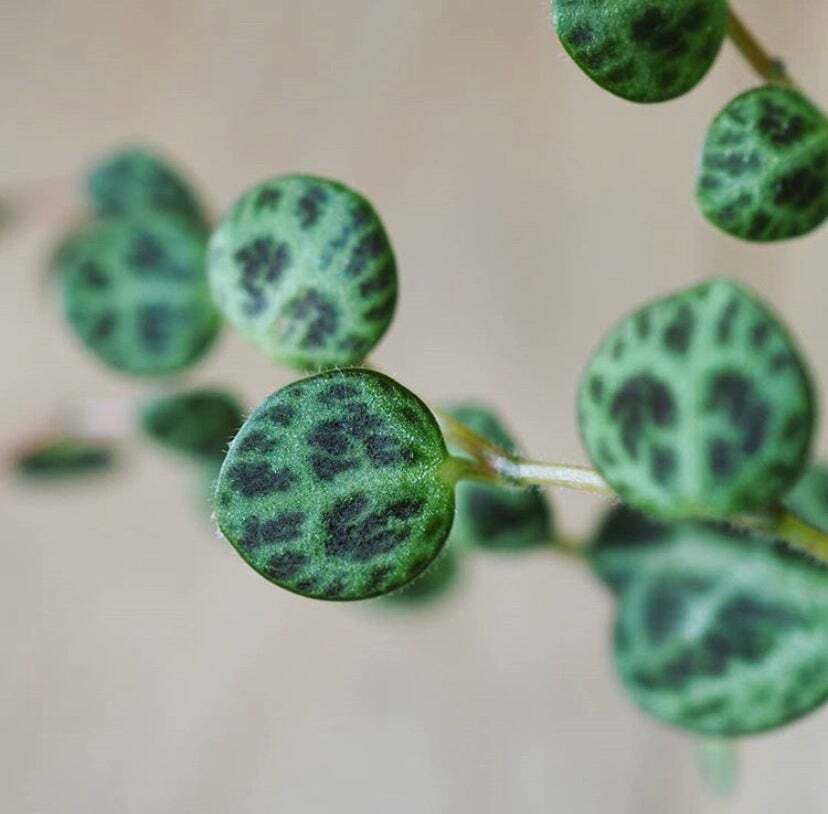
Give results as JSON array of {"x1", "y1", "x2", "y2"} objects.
[
  {"x1": 553, "y1": 0, "x2": 727, "y2": 103},
  {"x1": 214, "y1": 369, "x2": 456, "y2": 600},
  {"x1": 446, "y1": 403, "x2": 553, "y2": 551},
  {"x1": 597, "y1": 506, "x2": 828, "y2": 736},
  {"x1": 87, "y1": 146, "x2": 208, "y2": 229},
  {"x1": 208, "y1": 175, "x2": 397, "y2": 371},
  {"x1": 577, "y1": 277, "x2": 815, "y2": 521},
  {"x1": 58, "y1": 213, "x2": 221, "y2": 376},
  {"x1": 139, "y1": 388, "x2": 244, "y2": 460},
  {"x1": 698, "y1": 86, "x2": 828, "y2": 241},
  {"x1": 14, "y1": 438, "x2": 116, "y2": 480},
  {"x1": 382, "y1": 548, "x2": 460, "y2": 605}
]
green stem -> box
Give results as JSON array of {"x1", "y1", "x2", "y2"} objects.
[
  {"x1": 437, "y1": 408, "x2": 828, "y2": 567},
  {"x1": 443, "y1": 453, "x2": 499, "y2": 485},
  {"x1": 436, "y1": 407, "x2": 612, "y2": 496},
  {"x1": 495, "y1": 457, "x2": 613, "y2": 496},
  {"x1": 727, "y1": 9, "x2": 797, "y2": 89},
  {"x1": 696, "y1": 738, "x2": 739, "y2": 797},
  {"x1": 771, "y1": 510, "x2": 828, "y2": 564}
]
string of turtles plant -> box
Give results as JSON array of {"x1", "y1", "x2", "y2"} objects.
[
  {"x1": 10, "y1": 0, "x2": 828, "y2": 788},
  {"x1": 554, "y1": 2, "x2": 828, "y2": 242}
]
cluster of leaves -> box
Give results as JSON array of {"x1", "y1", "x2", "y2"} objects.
[
  {"x1": 544, "y1": 4, "x2": 828, "y2": 737},
  {"x1": 553, "y1": 0, "x2": 828, "y2": 242},
  {"x1": 16, "y1": 148, "x2": 246, "y2": 497},
  {"x1": 17, "y1": 2, "x2": 828, "y2": 752},
  {"x1": 55, "y1": 149, "x2": 220, "y2": 376}
]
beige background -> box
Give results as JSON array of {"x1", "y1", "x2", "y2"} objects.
[{"x1": 3, "y1": 1, "x2": 828, "y2": 812}]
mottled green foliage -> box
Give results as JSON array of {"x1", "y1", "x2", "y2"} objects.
[
  {"x1": 554, "y1": 0, "x2": 727, "y2": 103},
  {"x1": 383, "y1": 549, "x2": 460, "y2": 605},
  {"x1": 698, "y1": 87, "x2": 828, "y2": 242},
  {"x1": 58, "y1": 213, "x2": 220, "y2": 376},
  {"x1": 447, "y1": 403, "x2": 553, "y2": 551},
  {"x1": 15, "y1": 438, "x2": 116, "y2": 480},
  {"x1": 87, "y1": 147, "x2": 208, "y2": 230},
  {"x1": 578, "y1": 278, "x2": 814, "y2": 521},
  {"x1": 140, "y1": 388, "x2": 244, "y2": 460},
  {"x1": 214, "y1": 369, "x2": 455, "y2": 600},
  {"x1": 784, "y1": 462, "x2": 828, "y2": 534},
  {"x1": 590, "y1": 504, "x2": 668, "y2": 594},
  {"x1": 593, "y1": 506, "x2": 828, "y2": 735},
  {"x1": 208, "y1": 175, "x2": 397, "y2": 371}
]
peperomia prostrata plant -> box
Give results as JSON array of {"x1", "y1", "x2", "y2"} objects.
[{"x1": 10, "y1": 2, "x2": 828, "y2": 791}]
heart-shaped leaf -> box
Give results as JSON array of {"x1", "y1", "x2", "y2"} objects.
[
  {"x1": 553, "y1": 0, "x2": 727, "y2": 103},
  {"x1": 594, "y1": 505, "x2": 828, "y2": 736},
  {"x1": 208, "y1": 176, "x2": 397, "y2": 371},
  {"x1": 446, "y1": 403, "x2": 553, "y2": 551},
  {"x1": 577, "y1": 278, "x2": 815, "y2": 520},
  {"x1": 698, "y1": 86, "x2": 828, "y2": 241},
  {"x1": 214, "y1": 369, "x2": 456, "y2": 600},
  {"x1": 139, "y1": 387, "x2": 244, "y2": 460},
  {"x1": 58, "y1": 213, "x2": 220, "y2": 376}
]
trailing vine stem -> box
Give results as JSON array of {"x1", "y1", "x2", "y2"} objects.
[
  {"x1": 727, "y1": 8, "x2": 797, "y2": 90},
  {"x1": 436, "y1": 408, "x2": 828, "y2": 566},
  {"x1": 436, "y1": 406, "x2": 613, "y2": 496}
]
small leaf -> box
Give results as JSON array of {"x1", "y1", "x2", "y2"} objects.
[
  {"x1": 578, "y1": 278, "x2": 814, "y2": 520},
  {"x1": 697, "y1": 86, "x2": 828, "y2": 241},
  {"x1": 595, "y1": 505, "x2": 828, "y2": 736},
  {"x1": 139, "y1": 387, "x2": 244, "y2": 460},
  {"x1": 58, "y1": 213, "x2": 221, "y2": 376},
  {"x1": 207, "y1": 175, "x2": 397, "y2": 371},
  {"x1": 553, "y1": 0, "x2": 727, "y2": 103},
  {"x1": 446, "y1": 403, "x2": 553, "y2": 551},
  {"x1": 14, "y1": 438, "x2": 116, "y2": 480},
  {"x1": 87, "y1": 146, "x2": 208, "y2": 230},
  {"x1": 382, "y1": 548, "x2": 460, "y2": 605},
  {"x1": 214, "y1": 369, "x2": 456, "y2": 600}
]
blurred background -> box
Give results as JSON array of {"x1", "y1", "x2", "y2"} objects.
[{"x1": 3, "y1": 1, "x2": 828, "y2": 811}]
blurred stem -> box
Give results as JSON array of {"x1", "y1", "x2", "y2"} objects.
[
  {"x1": 771, "y1": 510, "x2": 828, "y2": 563},
  {"x1": 727, "y1": 9, "x2": 797, "y2": 89},
  {"x1": 696, "y1": 738, "x2": 739, "y2": 797}
]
